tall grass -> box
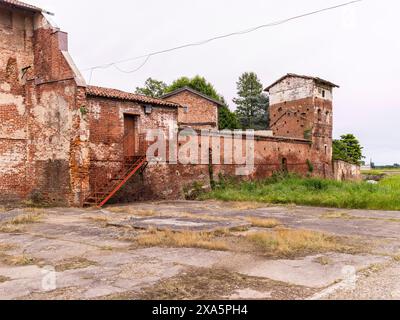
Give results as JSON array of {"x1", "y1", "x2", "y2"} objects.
[{"x1": 202, "y1": 174, "x2": 400, "y2": 211}]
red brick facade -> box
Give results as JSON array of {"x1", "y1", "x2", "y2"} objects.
[{"x1": 161, "y1": 87, "x2": 221, "y2": 130}]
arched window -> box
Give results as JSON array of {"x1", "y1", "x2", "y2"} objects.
[{"x1": 325, "y1": 111, "x2": 330, "y2": 124}]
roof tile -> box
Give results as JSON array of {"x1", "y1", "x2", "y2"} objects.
[
  {"x1": 0, "y1": 0, "x2": 42, "y2": 12},
  {"x1": 86, "y1": 86, "x2": 181, "y2": 108},
  {"x1": 265, "y1": 73, "x2": 339, "y2": 91}
]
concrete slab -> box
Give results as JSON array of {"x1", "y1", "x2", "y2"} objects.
[
  {"x1": 134, "y1": 247, "x2": 232, "y2": 268},
  {"x1": 234, "y1": 253, "x2": 389, "y2": 288},
  {"x1": 121, "y1": 216, "x2": 249, "y2": 232}
]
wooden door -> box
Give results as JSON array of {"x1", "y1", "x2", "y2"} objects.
[{"x1": 123, "y1": 115, "x2": 136, "y2": 158}]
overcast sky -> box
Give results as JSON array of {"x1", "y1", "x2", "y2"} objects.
[{"x1": 29, "y1": 0, "x2": 399, "y2": 165}]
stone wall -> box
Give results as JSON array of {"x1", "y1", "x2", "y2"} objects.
[{"x1": 333, "y1": 160, "x2": 361, "y2": 181}]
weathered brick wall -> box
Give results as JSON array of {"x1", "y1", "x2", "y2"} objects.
[
  {"x1": 0, "y1": 6, "x2": 34, "y2": 201},
  {"x1": 87, "y1": 96, "x2": 179, "y2": 201},
  {"x1": 164, "y1": 91, "x2": 219, "y2": 129},
  {"x1": 269, "y1": 76, "x2": 334, "y2": 178},
  {"x1": 0, "y1": 5, "x2": 89, "y2": 206}
]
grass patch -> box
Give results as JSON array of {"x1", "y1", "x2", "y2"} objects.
[
  {"x1": 135, "y1": 229, "x2": 228, "y2": 251},
  {"x1": 321, "y1": 212, "x2": 354, "y2": 220},
  {"x1": 0, "y1": 243, "x2": 23, "y2": 266},
  {"x1": 244, "y1": 229, "x2": 355, "y2": 258},
  {"x1": 55, "y1": 257, "x2": 97, "y2": 272},
  {"x1": 0, "y1": 243, "x2": 15, "y2": 251},
  {"x1": 202, "y1": 174, "x2": 400, "y2": 211},
  {"x1": 229, "y1": 202, "x2": 267, "y2": 210},
  {"x1": 0, "y1": 212, "x2": 43, "y2": 233},
  {"x1": 134, "y1": 267, "x2": 316, "y2": 300},
  {"x1": 0, "y1": 253, "x2": 36, "y2": 266},
  {"x1": 313, "y1": 256, "x2": 332, "y2": 265},
  {"x1": 86, "y1": 215, "x2": 111, "y2": 227},
  {"x1": 0, "y1": 224, "x2": 25, "y2": 233},
  {"x1": 173, "y1": 212, "x2": 231, "y2": 222},
  {"x1": 131, "y1": 226, "x2": 357, "y2": 259},
  {"x1": 245, "y1": 217, "x2": 280, "y2": 228},
  {"x1": 10, "y1": 213, "x2": 43, "y2": 225},
  {"x1": 108, "y1": 207, "x2": 157, "y2": 217}
]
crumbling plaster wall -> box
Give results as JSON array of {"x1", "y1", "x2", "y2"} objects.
[
  {"x1": 333, "y1": 160, "x2": 361, "y2": 182},
  {"x1": 0, "y1": 6, "x2": 89, "y2": 205}
]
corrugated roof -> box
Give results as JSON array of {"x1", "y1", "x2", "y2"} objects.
[
  {"x1": 0, "y1": 0, "x2": 42, "y2": 12},
  {"x1": 265, "y1": 73, "x2": 339, "y2": 91},
  {"x1": 86, "y1": 86, "x2": 181, "y2": 108},
  {"x1": 161, "y1": 86, "x2": 225, "y2": 107}
]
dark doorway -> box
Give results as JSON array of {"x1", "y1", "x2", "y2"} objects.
[
  {"x1": 281, "y1": 158, "x2": 288, "y2": 173},
  {"x1": 123, "y1": 115, "x2": 137, "y2": 158}
]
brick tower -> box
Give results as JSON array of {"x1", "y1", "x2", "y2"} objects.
[{"x1": 265, "y1": 74, "x2": 339, "y2": 174}]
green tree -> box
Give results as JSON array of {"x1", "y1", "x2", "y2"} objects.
[
  {"x1": 166, "y1": 75, "x2": 240, "y2": 130},
  {"x1": 166, "y1": 76, "x2": 221, "y2": 101},
  {"x1": 219, "y1": 105, "x2": 241, "y2": 130},
  {"x1": 135, "y1": 78, "x2": 167, "y2": 98},
  {"x1": 233, "y1": 72, "x2": 269, "y2": 130},
  {"x1": 333, "y1": 134, "x2": 364, "y2": 165}
]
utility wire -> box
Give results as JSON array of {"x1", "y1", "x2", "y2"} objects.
[{"x1": 84, "y1": 0, "x2": 363, "y2": 77}]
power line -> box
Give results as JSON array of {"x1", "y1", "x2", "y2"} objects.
[{"x1": 84, "y1": 0, "x2": 363, "y2": 77}]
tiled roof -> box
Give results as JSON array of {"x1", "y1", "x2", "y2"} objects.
[
  {"x1": 265, "y1": 73, "x2": 339, "y2": 91},
  {"x1": 0, "y1": 0, "x2": 42, "y2": 12},
  {"x1": 86, "y1": 86, "x2": 181, "y2": 108}
]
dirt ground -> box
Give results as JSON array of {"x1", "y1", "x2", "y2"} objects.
[{"x1": 1, "y1": 200, "x2": 400, "y2": 300}]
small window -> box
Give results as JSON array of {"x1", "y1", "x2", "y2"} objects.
[
  {"x1": 183, "y1": 106, "x2": 189, "y2": 114},
  {"x1": 322, "y1": 90, "x2": 326, "y2": 98},
  {"x1": 0, "y1": 10, "x2": 12, "y2": 28}
]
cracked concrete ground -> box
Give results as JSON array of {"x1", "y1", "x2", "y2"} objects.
[{"x1": 0, "y1": 201, "x2": 400, "y2": 300}]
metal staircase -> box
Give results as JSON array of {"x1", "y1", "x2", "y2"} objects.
[{"x1": 84, "y1": 156, "x2": 148, "y2": 208}]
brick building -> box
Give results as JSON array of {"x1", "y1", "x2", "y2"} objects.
[
  {"x1": 0, "y1": 1, "x2": 359, "y2": 207},
  {"x1": 161, "y1": 87, "x2": 223, "y2": 130}
]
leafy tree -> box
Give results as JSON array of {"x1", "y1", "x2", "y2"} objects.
[
  {"x1": 165, "y1": 76, "x2": 221, "y2": 101},
  {"x1": 233, "y1": 72, "x2": 269, "y2": 130},
  {"x1": 166, "y1": 75, "x2": 240, "y2": 130},
  {"x1": 219, "y1": 105, "x2": 241, "y2": 130},
  {"x1": 135, "y1": 78, "x2": 167, "y2": 98},
  {"x1": 333, "y1": 134, "x2": 364, "y2": 165}
]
